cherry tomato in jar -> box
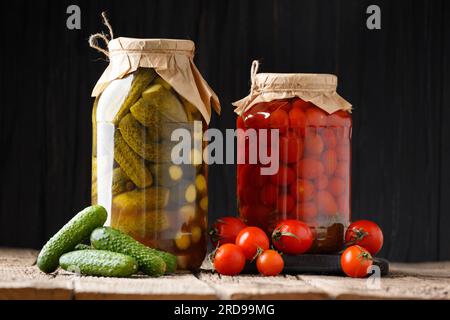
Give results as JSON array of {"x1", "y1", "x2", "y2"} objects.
[
  {"x1": 328, "y1": 177, "x2": 346, "y2": 197},
  {"x1": 209, "y1": 217, "x2": 247, "y2": 247},
  {"x1": 296, "y1": 159, "x2": 325, "y2": 180},
  {"x1": 251, "y1": 166, "x2": 269, "y2": 188},
  {"x1": 276, "y1": 194, "x2": 295, "y2": 215},
  {"x1": 316, "y1": 190, "x2": 338, "y2": 215},
  {"x1": 337, "y1": 195, "x2": 350, "y2": 219},
  {"x1": 242, "y1": 103, "x2": 271, "y2": 129},
  {"x1": 322, "y1": 149, "x2": 337, "y2": 176},
  {"x1": 290, "y1": 202, "x2": 318, "y2": 222},
  {"x1": 270, "y1": 165, "x2": 295, "y2": 186},
  {"x1": 272, "y1": 220, "x2": 314, "y2": 255},
  {"x1": 334, "y1": 161, "x2": 349, "y2": 179},
  {"x1": 315, "y1": 175, "x2": 329, "y2": 190},
  {"x1": 304, "y1": 134, "x2": 325, "y2": 156},
  {"x1": 340, "y1": 245, "x2": 373, "y2": 278},
  {"x1": 336, "y1": 143, "x2": 350, "y2": 161},
  {"x1": 290, "y1": 179, "x2": 315, "y2": 202},
  {"x1": 306, "y1": 107, "x2": 328, "y2": 127},
  {"x1": 328, "y1": 110, "x2": 352, "y2": 127},
  {"x1": 235, "y1": 226, "x2": 270, "y2": 260},
  {"x1": 288, "y1": 105, "x2": 307, "y2": 128},
  {"x1": 269, "y1": 108, "x2": 289, "y2": 134},
  {"x1": 292, "y1": 98, "x2": 311, "y2": 109},
  {"x1": 321, "y1": 128, "x2": 337, "y2": 149},
  {"x1": 279, "y1": 134, "x2": 303, "y2": 163},
  {"x1": 256, "y1": 250, "x2": 284, "y2": 276},
  {"x1": 240, "y1": 205, "x2": 274, "y2": 232},
  {"x1": 260, "y1": 183, "x2": 279, "y2": 206},
  {"x1": 213, "y1": 243, "x2": 246, "y2": 276},
  {"x1": 345, "y1": 220, "x2": 384, "y2": 255}
]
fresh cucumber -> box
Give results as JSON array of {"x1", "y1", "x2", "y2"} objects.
[
  {"x1": 37, "y1": 205, "x2": 107, "y2": 273},
  {"x1": 91, "y1": 227, "x2": 176, "y2": 276},
  {"x1": 74, "y1": 243, "x2": 93, "y2": 250},
  {"x1": 59, "y1": 250, "x2": 138, "y2": 277}
]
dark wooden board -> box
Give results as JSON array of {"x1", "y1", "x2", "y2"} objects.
[{"x1": 242, "y1": 254, "x2": 389, "y2": 276}]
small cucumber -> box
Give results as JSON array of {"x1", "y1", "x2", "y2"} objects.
[
  {"x1": 74, "y1": 243, "x2": 93, "y2": 250},
  {"x1": 59, "y1": 250, "x2": 138, "y2": 277},
  {"x1": 37, "y1": 205, "x2": 107, "y2": 273},
  {"x1": 91, "y1": 227, "x2": 176, "y2": 276}
]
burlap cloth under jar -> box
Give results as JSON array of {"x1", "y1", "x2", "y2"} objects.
[
  {"x1": 89, "y1": 14, "x2": 220, "y2": 123},
  {"x1": 233, "y1": 61, "x2": 351, "y2": 115}
]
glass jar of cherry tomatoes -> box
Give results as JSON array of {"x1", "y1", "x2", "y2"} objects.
[{"x1": 233, "y1": 61, "x2": 352, "y2": 254}]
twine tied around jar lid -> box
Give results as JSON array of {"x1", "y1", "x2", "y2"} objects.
[
  {"x1": 233, "y1": 60, "x2": 352, "y2": 115},
  {"x1": 88, "y1": 12, "x2": 114, "y2": 59},
  {"x1": 88, "y1": 12, "x2": 220, "y2": 124}
]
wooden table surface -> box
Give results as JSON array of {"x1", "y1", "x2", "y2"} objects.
[{"x1": 1, "y1": 248, "x2": 449, "y2": 300}]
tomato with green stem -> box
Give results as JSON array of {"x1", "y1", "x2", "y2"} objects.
[
  {"x1": 213, "y1": 243, "x2": 246, "y2": 276},
  {"x1": 271, "y1": 220, "x2": 314, "y2": 255},
  {"x1": 340, "y1": 245, "x2": 373, "y2": 278},
  {"x1": 256, "y1": 250, "x2": 284, "y2": 276},
  {"x1": 209, "y1": 217, "x2": 247, "y2": 247},
  {"x1": 235, "y1": 226, "x2": 270, "y2": 260},
  {"x1": 345, "y1": 220, "x2": 384, "y2": 255}
]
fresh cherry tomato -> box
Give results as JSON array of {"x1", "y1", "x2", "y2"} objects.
[
  {"x1": 209, "y1": 217, "x2": 247, "y2": 247},
  {"x1": 256, "y1": 250, "x2": 284, "y2": 276},
  {"x1": 272, "y1": 220, "x2": 314, "y2": 255},
  {"x1": 213, "y1": 243, "x2": 246, "y2": 276},
  {"x1": 345, "y1": 220, "x2": 384, "y2": 255},
  {"x1": 235, "y1": 226, "x2": 270, "y2": 260},
  {"x1": 340, "y1": 245, "x2": 373, "y2": 278}
]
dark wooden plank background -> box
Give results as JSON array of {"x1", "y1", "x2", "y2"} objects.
[{"x1": 0, "y1": 0, "x2": 448, "y2": 262}]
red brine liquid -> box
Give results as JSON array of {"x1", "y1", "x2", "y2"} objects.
[{"x1": 236, "y1": 98, "x2": 352, "y2": 253}]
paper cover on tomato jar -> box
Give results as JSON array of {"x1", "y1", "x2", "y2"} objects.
[
  {"x1": 91, "y1": 37, "x2": 221, "y2": 124},
  {"x1": 233, "y1": 60, "x2": 352, "y2": 115}
]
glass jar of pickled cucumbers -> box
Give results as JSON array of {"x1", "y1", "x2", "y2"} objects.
[{"x1": 91, "y1": 38, "x2": 220, "y2": 271}]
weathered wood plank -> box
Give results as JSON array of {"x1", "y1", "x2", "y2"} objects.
[
  {"x1": 0, "y1": 265, "x2": 72, "y2": 300},
  {"x1": 1, "y1": 249, "x2": 450, "y2": 300},
  {"x1": 68, "y1": 272, "x2": 217, "y2": 300},
  {"x1": 299, "y1": 273, "x2": 450, "y2": 300},
  {"x1": 198, "y1": 272, "x2": 329, "y2": 300},
  {"x1": 390, "y1": 262, "x2": 450, "y2": 278},
  {"x1": 0, "y1": 248, "x2": 38, "y2": 266}
]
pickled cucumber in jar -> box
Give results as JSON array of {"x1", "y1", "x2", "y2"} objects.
[{"x1": 93, "y1": 68, "x2": 208, "y2": 271}]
